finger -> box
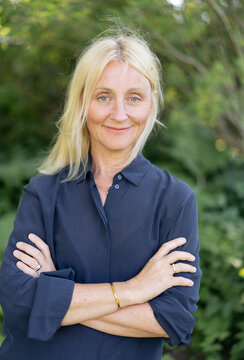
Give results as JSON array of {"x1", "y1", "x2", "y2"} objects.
[
  {"x1": 16, "y1": 242, "x2": 43, "y2": 260},
  {"x1": 16, "y1": 261, "x2": 39, "y2": 278},
  {"x1": 159, "y1": 237, "x2": 187, "y2": 256},
  {"x1": 172, "y1": 276, "x2": 194, "y2": 287},
  {"x1": 28, "y1": 233, "x2": 50, "y2": 255},
  {"x1": 13, "y1": 250, "x2": 39, "y2": 270},
  {"x1": 167, "y1": 251, "x2": 195, "y2": 264},
  {"x1": 172, "y1": 263, "x2": 196, "y2": 274}
]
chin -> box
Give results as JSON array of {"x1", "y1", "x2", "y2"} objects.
[
  {"x1": 112, "y1": 140, "x2": 137, "y2": 150},
  {"x1": 100, "y1": 139, "x2": 133, "y2": 151},
  {"x1": 106, "y1": 147, "x2": 132, "y2": 153}
]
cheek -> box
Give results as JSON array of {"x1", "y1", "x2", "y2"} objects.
[
  {"x1": 86, "y1": 116, "x2": 99, "y2": 138},
  {"x1": 86, "y1": 120, "x2": 92, "y2": 135},
  {"x1": 130, "y1": 98, "x2": 152, "y2": 121},
  {"x1": 132, "y1": 108, "x2": 151, "y2": 126},
  {"x1": 87, "y1": 105, "x2": 108, "y2": 125}
]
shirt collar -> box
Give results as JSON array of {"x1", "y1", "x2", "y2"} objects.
[
  {"x1": 74, "y1": 152, "x2": 150, "y2": 186},
  {"x1": 74, "y1": 154, "x2": 92, "y2": 184},
  {"x1": 120, "y1": 153, "x2": 150, "y2": 186}
]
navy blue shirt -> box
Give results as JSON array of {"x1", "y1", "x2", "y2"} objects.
[{"x1": 0, "y1": 153, "x2": 201, "y2": 360}]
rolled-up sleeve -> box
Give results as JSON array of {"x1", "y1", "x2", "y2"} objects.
[
  {"x1": 0, "y1": 177, "x2": 75, "y2": 341},
  {"x1": 149, "y1": 191, "x2": 201, "y2": 347}
]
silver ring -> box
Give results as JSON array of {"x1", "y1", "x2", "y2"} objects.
[
  {"x1": 35, "y1": 263, "x2": 42, "y2": 272},
  {"x1": 172, "y1": 263, "x2": 176, "y2": 274}
]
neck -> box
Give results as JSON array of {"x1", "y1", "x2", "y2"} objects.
[{"x1": 90, "y1": 146, "x2": 132, "y2": 183}]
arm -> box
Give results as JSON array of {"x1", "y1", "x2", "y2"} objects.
[
  {"x1": 0, "y1": 177, "x2": 75, "y2": 341},
  {"x1": 15, "y1": 237, "x2": 168, "y2": 337},
  {"x1": 148, "y1": 191, "x2": 201, "y2": 347},
  {"x1": 14, "y1": 233, "x2": 195, "y2": 338},
  {"x1": 81, "y1": 302, "x2": 169, "y2": 338}
]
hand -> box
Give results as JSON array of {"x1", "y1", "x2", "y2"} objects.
[
  {"x1": 13, "y1": 233, "x2": 56, "y2": 278},
  {"x1": 128, "y1": 237, "x2": 196, "y2": 304}
]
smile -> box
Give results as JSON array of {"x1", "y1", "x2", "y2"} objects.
[{"x1": 104, "y1": 126, "x2": 132, "y2": 134}]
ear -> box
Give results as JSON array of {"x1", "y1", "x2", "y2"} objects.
[{"x1": 154, "y1": 90, "x2": 158, "y2": 98}]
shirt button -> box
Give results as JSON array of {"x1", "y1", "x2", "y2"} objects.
[
  {"x1": 117, "y1": 174, "x2": 122, "y2": 180},
  {"x1": 115, "y1": 184, "x2": 120, "y2": 190}
]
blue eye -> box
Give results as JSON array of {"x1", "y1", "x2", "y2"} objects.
[
  {"x1": 129, "y1": 94, "x2": 142, "y2": 102},
  {"x1": 130, "y1": 96, "x2": 141, "y2": 102},
  {"x1": 98, "y1": 96, "x2": 109, "y2": 102}
]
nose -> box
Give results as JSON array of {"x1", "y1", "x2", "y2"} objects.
[{"x1": 110, "y1": 100, "x2": 128, "y2": 122}]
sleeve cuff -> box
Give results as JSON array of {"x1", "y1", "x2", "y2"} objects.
[
  {"x1": 149, "y1": 292, "x2": 196, "y2": 347},
  {"x1": 28, "y1": 268, "x2": 75, "y2": 341}
]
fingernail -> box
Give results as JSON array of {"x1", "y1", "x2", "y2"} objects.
[
  {"x1": 190, "y1": 281, "x2": 194, "y2": 286},
  {"x1": 29, "y1": 234, "x2": 35, "y2": 240},
  {"x1": 16, "y1": 242, "x2": 22, "y2": 247}
]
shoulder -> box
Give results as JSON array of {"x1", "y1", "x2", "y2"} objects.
[
  {"x1": 23, "y1": 166, "x2": 69, "y2": 197},
  {"x1": 144, "y1": 162, "x2": 197, "y2": 225},
  {"x1": 146, "y1": 160, "x2": 195, "y2": 203},
  {"x1": 142, "y1": 158, "x2": 197, "y2": 223}
]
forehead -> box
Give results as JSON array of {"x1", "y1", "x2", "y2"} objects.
[{"x1": 95, "y1": 61, "x2": 151, "y2": 91}]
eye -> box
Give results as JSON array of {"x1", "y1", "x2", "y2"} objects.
[
  {"x1": 97, "y1": 95, "x2": 110, "y2": 102},
  {"x1": 129, "y1": 95, "x2": 142, "y2": 102}
]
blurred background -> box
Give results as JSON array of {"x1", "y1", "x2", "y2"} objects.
[{"x1": 0, "y1": 0, "x2": 244, "y2": 359}]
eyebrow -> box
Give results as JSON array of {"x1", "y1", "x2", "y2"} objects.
[{"x1": 94, "y1": 87, "x2": 147, "y2": 93}]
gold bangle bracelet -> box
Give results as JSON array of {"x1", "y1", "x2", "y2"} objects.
[{"x1": 110, "y1": 283, "x2": 121, "y2": 309}]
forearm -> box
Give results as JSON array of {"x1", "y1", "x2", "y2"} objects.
[
  {"x1": 61, "y1": 281, "x2": 134, "y2": 326},
  {"x1": 81, "y1": 302, "x2": 169, "y2": 338}
]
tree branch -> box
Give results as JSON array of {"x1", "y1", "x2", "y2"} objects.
[
  {"x1": 206, "y1": 0, "x2": 242, "y2": 58},
  {"x1": 152, "y1": 33, "x2": 206, "y2": 73}
]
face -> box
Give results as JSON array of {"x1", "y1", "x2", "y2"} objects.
[{"x1": 86, "y1": 60, "x2": 153, "y2": 156}]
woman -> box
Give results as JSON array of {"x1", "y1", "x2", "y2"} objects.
[{"x1": 0, "y1": 30, "x2": 201, "y2": 360}]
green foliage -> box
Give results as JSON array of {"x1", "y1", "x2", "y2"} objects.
[
  {"x1": 1, "y1": 0, "x2": 244, "y2": 358},
  {"x1": 0, "y1": 212, "x2": 16, "y2": 253},
  {"x1": 0, "y1": 152, "x2": 39, "y2": 215},
  {"x1": 161, "y1": 354, "x2": 174, "y2": 360},
  {"x1": 0, "y1": 306, "x2": 4, "y2": 346},
  {"x1": 192, "y1": 162, "x2": 244, "y2": 360}
]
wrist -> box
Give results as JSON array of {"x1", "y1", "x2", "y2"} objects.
[
  {"x1": 127, "y1": 277, "x2": 144, "y2": 304},
  {"x1": 112, "y1": 279, "x2": 142, "y2": 308},
  {"x1": 110, "y1": 283, "x2": 120, "y2": 309}
]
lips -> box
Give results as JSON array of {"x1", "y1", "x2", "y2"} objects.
[{"x1": 104, "y1": 125, "x2": 132, "y2": 133}]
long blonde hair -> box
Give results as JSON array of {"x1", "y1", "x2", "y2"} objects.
[{"x1": 38, "y1": 29, "x2": 164, "y2": 182}]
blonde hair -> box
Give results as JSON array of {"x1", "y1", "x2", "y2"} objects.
[{"x1": 38, "y1": 29, "x2": 164, "y2": 182}]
